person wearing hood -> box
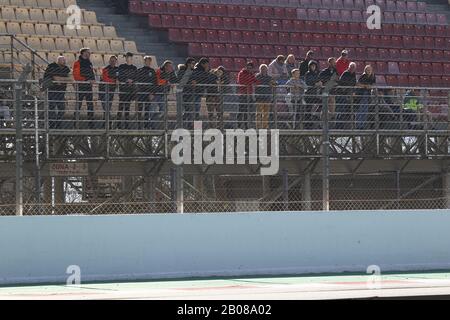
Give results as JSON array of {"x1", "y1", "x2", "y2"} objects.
[
  {"x1": 117, "y1": 52, "x2": 138, "y2": 129},
  {"x1": 73, "y1": 47, "x2": 96, "y2": 127},
  {"x1": 237, "y1": 61, "x2": 259, "y2": 129}
]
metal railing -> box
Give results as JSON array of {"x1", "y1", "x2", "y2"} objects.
[{"x1": 1, "y1": 81, "x2": 449, "y2": 133}]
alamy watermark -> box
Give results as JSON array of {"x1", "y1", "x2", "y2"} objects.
[{"x1": 171, "y1": 121, "x2": 280, "y2": 176}]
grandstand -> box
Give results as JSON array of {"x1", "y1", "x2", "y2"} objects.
[{"x1": 0, "y1": 0, "x2": 448, "y2": 216}]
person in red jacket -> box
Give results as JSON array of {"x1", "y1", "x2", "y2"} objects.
[
  {"x1": 336, "y1": 50, "x2": 350, "y2": 76},
  {"x1": 73, "y1": 47, "x2": 96, "y2": 127},
  {"x1": 236, "y1": 61, "x2": 259, "y2": 129},
  {"x1": 99, "y1": 55, "x2": 118, "y2": 127}
]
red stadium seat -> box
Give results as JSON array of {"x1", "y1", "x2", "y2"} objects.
[
  {"x1": 162, "y1": 15, "x2": 175, "y2": 28},
  {"x1": 343, "y1": 0, "x2": 354, "y2": 8},
  {"x1": 230, "y1": 31, "x2": 242, "y2": 43},
  {"x1": 129, "y1": 0, "x2": 142, "y2": 14},
  {"x1": 250, "y1": 6, "x2": 262, "y2": 18},
  {"x1": 259, "y1": 19, "x2": 271, "y2": 31},
  {"x1": 213, "y1": 44, "x2": 226, "y2": 56},
  {"x1": 286, "y1": 8, "x2": 297, "y2": 19},
  {"x1": 388, "y1": 62, "x2": 400, "y2": 74},
  {"x1": 235, "y1": 18, "x2": 247, "y2": 30},
  {"x1": 223, "y1": 18, "x2": 235, "y2": 30},
  {"x1": 191, "y1": 4, "x2": 204, "y2": 15},
  {"x1": 297, "y1": 8, "x2": 308, "y2": 20},
  {"x1": 398, "y1": 62, "x2": 410, "y2": 74},
  {"x1": 262, "y1": 7, "x2": 274, "y2": 18},
  {"x1": 307, "y1": 9, "x2": 319, "y2": 20},
  {"x1": 201, "y1": 43, "x2": 214, "y2": 56},
  {"x1": 270, "y1": 20, "x2": 283, "y2": 31},
  {"x1": 267, "y1": 32, "x2": 279, "y2": 44},
  {"x1": 225, "y1": 44, "x2": 238, "y2": 56},
  {"x1": 239, "y1": 5, "x2": 251, "y2": 18},
  {"x1": 242, "y1": 31, "x2": 255, "y2": 44},
  {"x1": 153, "y1": 2, "x2": 166, "y2": 13},
  {"x1": 238, "y1": 44, "x2": 251, "y2": 56},
  {"x1": 211, "y1": 17, "x2": 224, "y2": 29},
  {"x1": 251, "y1": 45, "x2": 263, "y2": 57},
  {"x1": 410, "y1": 50, "x2": 422, "y2": 61},
  {"x1": 203, "y1": 4, "x2": 215, "y2": 16},
  {"x1": 426, "y1": 13, "x2": 437, "y2": 24},
  {"x1": 168, "y1": 28, "x2": 181, "y2": 42},
  {"x1": 319, "y1": 9, "x2": 330, "y2": 21},
  {"x1": 166, "y1": 3, "x2": 179, "y2": 14},
  {"x1": 179, "y1": 3, "x2": 191, "y2": 15},
  {"x1": 255, "y1": 32, "x2": 267, "y2": 44},
  {"x1": 209, "y1": 58, "x2": 222, "y2": 69},
  {"x1": 185, "y1": 16, "x2": 198, "y2": 28},
  {"x1": 262, "y1": 45, "x2": 275, "y2": 57},
  {"x1": 416, "y1": 13, "x2": 427, "y2": 24},
  {"x1": 206, "y1": 30, "x2": 218, "y2": 43},
  {"x1": 404, "y1": 24, "x2": 415, "y2": 36},
  {"x1": 432, "y1": 50, "x2": 443, "y2": 62},
  {"x1": 193, "y1": 29, "x2": 206, "y2": 42},
  {"x1": 142, "y1": 1, "x2": 154, "y2": 13},
  {"x1": 247, "y1": 19, "x2": 259, "y2": 30},
  {"x1": 199, "y1": 16, "x2": 211, "y2": 29},
  {"x1": 218, "y1": 30, "x2": 230, "y2": 43},
  {"x1": 188, "y1": 43, "x2": 202, "y2": 56},
  {"x1": 279, "y1": 32, "x2": 290, "y2": 45},
  {"x1": 385, "y1": 75, "x2": 398, "y2": 86},
  {"x1": 148, "y1": 14, "x2": 162, "y2": 28},
  {"x1": 282, "y1": 20, "x2": 294, "y2": 31},
  {"x1": 376, "y1": 62, "x2": 387, "y2": 74},
  {"x1": 181, "y1": 29, "x2": 194, "y2": 42},
  {"x1": 396, "y1": 1, "x2": 407, "y2": 12},
  {"x1": 324, "y1": 33, "x2": 336, "y2": 46}
]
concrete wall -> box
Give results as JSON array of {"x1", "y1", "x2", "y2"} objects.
[{"x1": 1, "y1": 210, "x2": 450, "y2": 285}]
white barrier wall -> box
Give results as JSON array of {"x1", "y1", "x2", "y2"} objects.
[{"x1": 1, "y1": 210, "x2": 450, "y2": 285}]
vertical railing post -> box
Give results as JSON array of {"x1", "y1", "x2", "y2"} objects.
[
  {"x1": 282, "y1": 169, "x2": 289, "y2": 211},
  {"x1": 272, "y1": 86, "x2": 278, "y2": 130},
  {"x1": 170, "y1": 167, "x2": 183, "y2": 213},
  {"x1": 14, "y1": 80, "x2": 23, "y2": 216},
  {"x1": 322, "y1": 92, "x2": 330, "y2": 212},
  {"x1": 34, "y1": 97, "x2": 41, "y2": 207}
]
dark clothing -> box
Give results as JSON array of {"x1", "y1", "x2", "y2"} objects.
[
  {"x1": 117, "y1": 63, "x2": 138, "y2": 129},
  {"x1": 255, "y1": 74, "x2": 274, "y2": 103},
  {"x1": 118, "y1": 63, "x2": 138, "y2": 93},
  {"x1": 99, "y1": 65, "x2": 118, "y2": 115},
  {"x1": 319, "y1": 67, "x2": 338, "y2": 85},
  {"x1": 338, "y1": 71, "x2": 357, "y2": 96},
  {"x1": 73, "y1": 56, "x2": 95, "y2": 81},
  {"x1": 43, "y1": 62, "x2": 70, "y2": 92},
  {"x1": 136, "y1": 66, "x2": 157, "y2": 93},
  {"x1": 357, "y1": 73, "x2": 376, "y2": 96},
  {"x1": 299, "y1": 59, "x2": 311, "y2": 77}
]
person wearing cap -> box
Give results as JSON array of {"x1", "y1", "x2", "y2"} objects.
[
  {"x1": 236, "y1": 61, "x2": 259, "y2": 129},
  {"x1": 73, "y1": 47, "x2": 96, "y2": 127},
  {"x1": 117, "y1": 52, "x2": 138, "y2": 129},
  {"x1": 299, "y1": 51, "x2": 314, "y2": 78},
  {"x1": 336, "y1": 50, "x2": 350, "y2": 76},
  {"x1": 99, "y1": 55, "x2": 119, "y2": 127},
  {"x1": 355, "y1": 64, "x2": 376, "y2": 130},
  {"x1": 136, "y1": 56, "x2": 157, "y2": 129},
  {"x1": 43, "y1": 55, "x2": 71, "y2": 129}
]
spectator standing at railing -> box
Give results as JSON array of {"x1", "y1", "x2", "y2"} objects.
[
  {"x1": 336, "y1": 50, "x2": 350, "y2": 76},
  {"x1": 155, "y1": 60, "x2": 177, "y2": 129},
  {"x1": 99, "y1": 55, "x2": 119, "y2": 127},
  {"x1": 285, "y1": 54, "x2": 299, "y2": 78},
  {"x1": 237, "y1": 61, "x2": 259, "y2": 129},
  {"x1": 136, "y1": 56, "x2": 157, "y2": 130},
  {"x1": 43, "y1": 56, "x2": 70, "y2": 129},
  {"x1": 336, "y1": 62, "x2": 357, "y2": 129},
  {"x1": 286, "y1": 69, "x2": 307, "y2": 129},
  {"x1": 73, "y1": 48, "x2": 96, "y2": 128},
  {"x1": 183, "y1": 58, "x2": 210, "y2": 128},
  {"x1": 255, "y1": 64, "x2": 276, "y2": 129},
  {"x1": 319, "y1": 57, "x2": 338, "y2": 116},
  {"x1": 268, "y1": 55, "x2": 289, "y2": 88},
  {"x1": 117, "y1": 52, "x2": 138, "y2": 129},
  {"x1": 299, "y1": 51, "x2": 314, "y2": 78},
  {"x1": 305, "y1": 60, "x2": 323, "y2": 128},
  {"x1": 205, "y1": 68, "x2": 225, "y2": 130},
  {"x1": 355, "y1": 65, "x2": 376, "y2": 129}
]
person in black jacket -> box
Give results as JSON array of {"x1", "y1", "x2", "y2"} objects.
[
  {"x1": 304, "y1": 60, "x2": 323, "y2": 128},
  {"x1": 136, "y1": 56, "x2": 157, "y2": 129},
  {"x1": 43, "y1": 56, "x2": 71, "y2": 129},
  {"x1": 154, "y1": 60, "x2": 177, "y2": 129},
  {"x1": 319, "y1": 57, "x2": 338, "y2": 116},
  {"x1": 336, "y1": 62, "x2": 357, "y2": 129},
  {"x1": 99, "y1": 55, "x2": 118, "y2": 127},
  {"x1": 184, "y1": 58, "x2": 210, "y2": 128},
  {"x1": 117, "y1": 52, "x2": 138, "y2": 129},
  {"x1": 299, "y1": 50, "x2": 314, "y2": 78}
]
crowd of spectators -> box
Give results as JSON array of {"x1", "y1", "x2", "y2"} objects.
[{"x1": 41, "y1": 47, "x2": 432, "y2": 130}]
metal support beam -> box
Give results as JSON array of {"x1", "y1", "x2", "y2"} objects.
[
  {"x1": 322, "y1": 93, "x2": 330, "y2": 211},
  {"x1": 302, "y1": 171, "x2": 311, "y2": 211}
]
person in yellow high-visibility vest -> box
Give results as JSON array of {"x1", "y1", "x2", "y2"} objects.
[{"x1": 403, "y1": 89, "x2": 424, "y2": 129}]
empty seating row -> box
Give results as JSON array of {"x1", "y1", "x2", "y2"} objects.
[
  {"x1": 0, "y1": 6, "x2": 98, "y2": 25},
  {"x1": 0, "y1": 36, "x2": 138, "y2": 54},
  {"x1": 0, "y1": 50, "x2": 147, "y2": 67},
  {"x1": 138, "y1": 2, "x2": 446, "y2": 25},
  {"x1": 0, "y1": 0, "x2": 76, "y2": 8},
  {"x1": 172, "y1": 29, "x2": 450, "y2": 50},
  {"x1": 188, "y1": 42, "x2": 450, "y2": 63},
  {"x1": 0, "y1": 22, "x2": 119, "y2": 39},
  {"x1": 131, "y1": 0, "x2": 428, "y2": 16},
  {"x1": 149, "y1": 15, "x2": 450, "y2": 33}
]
